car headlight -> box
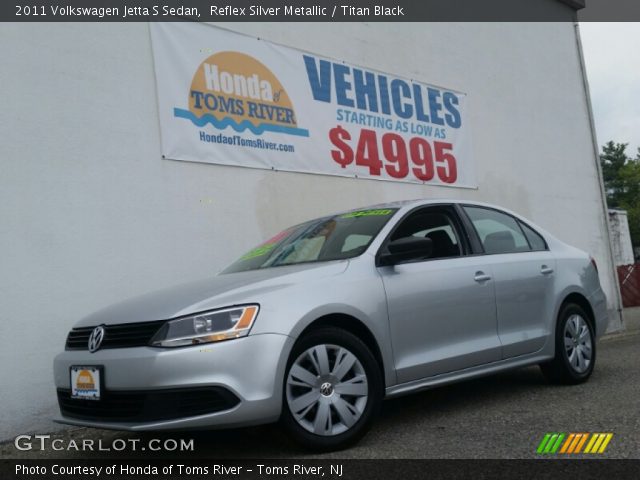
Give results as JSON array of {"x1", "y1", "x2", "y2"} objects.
[{"x1": 150, "y1": 305, "x2": 259, "y2": 347}]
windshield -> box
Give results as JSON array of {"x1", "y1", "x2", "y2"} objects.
[{"x1": 223, "y1": 208, "x2": 398, "y2": 273}]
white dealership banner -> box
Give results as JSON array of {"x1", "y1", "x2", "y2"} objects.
[{"x1": 150, "y1": 23, "x2": 475, "y2": 187}]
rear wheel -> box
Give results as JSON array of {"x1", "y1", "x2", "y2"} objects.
[
  {"x1": 540, "y1": 303, "x2": 595, "y2": 384},
  {"x1": 281, "y1": 327, "x2": 383, "y2": 451}
]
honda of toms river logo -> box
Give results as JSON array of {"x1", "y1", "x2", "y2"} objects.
[
  {"x1": 74, "y1": 370, "x2": 97, "y2": 393},
  {"x1": 174, "y1": 51, "x2": 309, "y2": 137},
  {"x1": 536, "y1": 432, "x2": 614, "y2": 454}
]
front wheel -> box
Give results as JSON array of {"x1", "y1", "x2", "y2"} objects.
[
  {"x1": 281, "y1": 327, "x2": 383, "y2": 451},
  {"x1": 540, "y1": 303, "x2": 596, "y2": 384}
]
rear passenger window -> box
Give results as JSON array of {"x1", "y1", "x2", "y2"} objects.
[
  {"x1": 519, "y1": 222, "x2": 547, "y2": 251},
  {"x1": 464, "y1": 206, "x2": 530, "y2": 254}
]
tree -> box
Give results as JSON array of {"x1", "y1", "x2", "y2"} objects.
[
  {"x1": 618, "y1": 155, "x2": 640, "y2": 248},
  {"x1": 600, "y1": 141, "x2": 629, "y2": 207},
  {"x1": 600, "y1": 142, "x2": 640, "y2": 248}
]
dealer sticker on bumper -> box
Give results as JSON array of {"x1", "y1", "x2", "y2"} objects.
[{"x1": 70, "y1": 366, "x2": 101, "y2": 400}]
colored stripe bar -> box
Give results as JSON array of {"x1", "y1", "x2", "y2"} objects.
[
  {"x1": 560, "y1": 433, "x2": 575, "y2": 454},
  {"x1": 550, "y1": 433, "x2": 565, "y2": 453},
  {"x1": 584, "y1": 433, "x2": 613, "y2": 454},
  {"x1": 544, "y1": 434, "x2": 560, "y2": 453},
  {"x1": 537, "y1": 432, "x2": 614, "y2": 454},
  {"x1": 584, "y1": 433, "x2": 599, "y2": 453},
  {"x1": 573, "y1": 433, "x2": 589, "y2": 453},
  {"x1": 598, "y1": 433, "x2": 613, "y2": 453},
  {"x1": 567, "y1": 433, "x2": 583, "y2": 453},
  {"x1": 537, "y1": 433, "x2": 552, "y2": 454},
  {"x1": 591, "y1": 434, "x2": 606, "y2": 453}
]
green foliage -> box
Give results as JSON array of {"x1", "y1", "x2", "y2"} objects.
[{"x1": 600, "y1": 142, "x2": 640, "y2": 248}]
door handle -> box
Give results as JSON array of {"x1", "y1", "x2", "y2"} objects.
[
  {"x1": 540, "y1": 265, "x2": 554, "y2": 275},
  {"x1": 474, "y1": 271, "x2": 492, "y2": 283}
]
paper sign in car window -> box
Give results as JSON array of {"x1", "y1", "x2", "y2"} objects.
[
  {"x1": 340, "y1": 209, "x2": 394, "y2": 219},
  {"x1": 240, "y1": 228, "x2": 294, "y2": 260}
]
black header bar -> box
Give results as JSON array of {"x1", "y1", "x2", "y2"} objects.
[{"x1": 3, "y1": 0, "x2": 640, "y2": 22}]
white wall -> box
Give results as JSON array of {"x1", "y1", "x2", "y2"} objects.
[
  {"x1": 608, "y1": 210, "x2": 635, "y2": 265},
  {"x1": 0, "y1": 22, "x2": 620, "y2": 440}
]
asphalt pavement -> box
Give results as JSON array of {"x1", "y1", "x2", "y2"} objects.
[{"x1": 3, "y1": 326, "x2": 638, "y2": 460}]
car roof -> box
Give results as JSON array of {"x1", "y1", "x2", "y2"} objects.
[{"x1": 340, "y1": 198, "x2": 513, "y2": 213}]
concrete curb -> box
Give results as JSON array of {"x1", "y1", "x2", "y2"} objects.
[{"x1": 602, "y1": 307, "x2": 640, "y2": 342}]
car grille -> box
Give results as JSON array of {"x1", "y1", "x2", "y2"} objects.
[
  {"x1": 57, "y1": 387, "x2": 240, "y2": 422},
  {"x1": 65, "y1": 321, "x2": 166, "y2": 350}
]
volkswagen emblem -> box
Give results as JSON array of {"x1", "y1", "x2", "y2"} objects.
[
  {"x1": 319, "y1": 382, "x2": 334, "y2": 397},
  {"x1": 88, "y1": 326, "x2": 105, "y2": 353}
]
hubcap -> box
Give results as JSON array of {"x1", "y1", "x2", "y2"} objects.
[
  {"x1": 564, "y1": 314, "x2": 593, "y2": 374},
  {"x1": 286, "y1": 344, "x2": 368, "y2": 436}
]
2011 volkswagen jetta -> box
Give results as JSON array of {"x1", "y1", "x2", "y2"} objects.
[{"x1": 54, "y1": 199, "x2": 608, "y2": 450}]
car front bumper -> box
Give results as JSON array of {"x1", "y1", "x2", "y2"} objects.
[{"x1": 53, "y1": 333, "x2": 293, "y2": 430}]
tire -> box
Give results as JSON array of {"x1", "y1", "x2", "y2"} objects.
[
  {"x1": 540, "y1": 303, "x2": 596, "y2": 384},
  {"x1": 281, "y1": 327, "x2": 383, "y2": 451}
]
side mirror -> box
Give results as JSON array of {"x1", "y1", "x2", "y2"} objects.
[{"x1": 378, "y1": 237, "x2": 433, "y2": 266}]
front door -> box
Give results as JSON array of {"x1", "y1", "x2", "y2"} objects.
[{"x1": 378, "y1": 206, "x2": 502, "y2": 384}]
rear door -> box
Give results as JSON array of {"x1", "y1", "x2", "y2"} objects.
[
  {"x1": 462, "y1": 206, "x2": 556, "y2": 358},
  {"x1": 378, "y1": 205, "x2": 501, "y2": 383}
]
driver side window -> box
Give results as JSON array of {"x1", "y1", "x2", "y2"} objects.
[{"x1": 390, "y1": 208, "x2": 463, "y2": 260}]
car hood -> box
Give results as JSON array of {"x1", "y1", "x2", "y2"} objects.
[{"x1": 75, "y1": 261, "x2": 349, "y2": 327}]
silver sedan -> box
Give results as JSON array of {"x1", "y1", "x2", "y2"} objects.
[{"x1": 53, "y1": 199, "x2": 608, "y2": 450}]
